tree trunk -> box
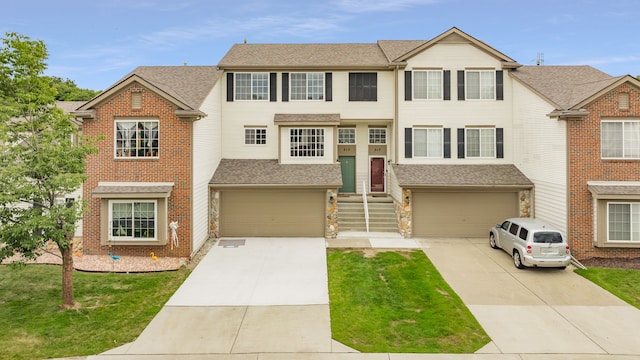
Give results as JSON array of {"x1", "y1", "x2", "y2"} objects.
[{"x1": 60, "y1": 244, "x2": 78, "y2": 309}]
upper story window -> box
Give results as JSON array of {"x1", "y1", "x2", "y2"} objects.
[
  {"x1": 414, "y1": 128, "x2": 443, "y2": 158},
  {"x1": 290, "y1": 128, "x2": 324, "y2": 157},
  {"x1": 466, "y1": 70, "x2": 495, "y2": 100},
  {"x1": 607, "y1": 202, "x2": 640, "y2": 242},
  {"x1": 349, "y1": 73, "x2": 377, "y2": 101},
  {"x1": 466, "y1": 127, "x2": 495, "y2": 158},
  {"x1": 291, "y1": 73, "x2": 324, "y2": 100},
  {"x1": 338, "y1": 128, "x2": 356, "y2": 144},
  {"x1": 235, "y1": 72, "x2": 269, "y2": 100},
  {"x1": 245, "y1": 127, "x2": 266, "y2": 145},
  {"x1": 414, "y1": 70, "x2": 442, "y2": 100},
  {"x1": 369, "y1": 128, "x2": 386, "y2": 144},
  {"x1": 110, "y1": 200, "x2": 156, "y2": 241},
  {"x1": 602, "y1": 120, "x2": 640, "y2": 159},
  {"x1": 115, "y1": 120, "x2": 159, "y2": 158}
]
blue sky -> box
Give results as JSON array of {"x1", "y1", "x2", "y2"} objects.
[{"x1": 2, "y1": 0, "x2": 638, "y2": 90}]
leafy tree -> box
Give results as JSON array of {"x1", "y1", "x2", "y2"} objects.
[
  {"x1": 49, "y1": 76, "x2": 100, "y2": 101},
  {"x1": 0, "y1": 32, "x2": 97, "y2": 308}
]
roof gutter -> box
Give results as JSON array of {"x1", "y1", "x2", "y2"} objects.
[{"x1": 547, "y1": 109, "x2": 589, "y2": 120}]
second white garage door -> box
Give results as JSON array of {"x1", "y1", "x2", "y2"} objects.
[{"x1": 413, "y1": 190, "x2": 519, "y2": 238}]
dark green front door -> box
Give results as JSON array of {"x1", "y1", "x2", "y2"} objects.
[{"x1": 339, "y1": 156, "x2": 356, "y2": 193}]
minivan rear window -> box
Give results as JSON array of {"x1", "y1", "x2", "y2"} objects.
[{"x1": 533, "y1": 232, "x2": 563, "y2": 243}]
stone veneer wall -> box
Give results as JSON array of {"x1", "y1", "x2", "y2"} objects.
[
  {"x1": 395, "y1": 189, "x2": 412, "y2": 238},
  {"x1": 209, "y1": 189, "x2": 220, "y2": 240},
  {"x1": 519, "y1": 190, "x2": 531, "y2": 218},
  {"x1": 326, "y1": 189, "x2": 338, "y2": 238}
]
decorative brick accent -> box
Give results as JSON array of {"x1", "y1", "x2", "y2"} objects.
[
  {"x1": 568, "y1": 83, "x2": 640, "y2": 260},
  {"x1": 82, "y1": 83, "x2": 193, "y2": 258}
]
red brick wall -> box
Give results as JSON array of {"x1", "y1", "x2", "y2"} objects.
[
  {"x1": 568, "y1": 83, "x2": 640, "y2": 260},
  {"x1": 82, "y1": 83, "x2": 192, "y2": 257}
]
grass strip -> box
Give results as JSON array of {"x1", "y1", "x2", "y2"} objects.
[
  {"x1": 574, "y1": 267, "x2": 640, "y2": 309},
  {"x1": 0, "y1": 264, "x2": 189, "y2": 360},
  {"x1": 328, "y1": 249, "x2": 489, "y2": 353}
]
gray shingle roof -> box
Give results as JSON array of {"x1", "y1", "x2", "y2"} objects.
[
  {"x1": 510, "y1": 66, "x2": 618, "y2": 109},
  {"x1": 588, "y1": 182, "x2": 640, "y2": 196},
  {"x1": 218, "y1": 43, "x2": 391, "y2": 69},
  {"x1": 124, "y1": 66, "x2": 222, "y2": 108},
  {"x1": 377, "y1": 40, "x2": 427, "y2": 62},
  {"x1": 392, "y1": 164, "x2": 533, "y2": 188},
  {"x1": 210, "y1": 159, "x2": 342, "y2": 187},
  {"x1": 274, "y1": 113, "x2": 341, "y2": 124},
  {"x1": 56, "y1": 101, "x2": 86, "y2": 113}
]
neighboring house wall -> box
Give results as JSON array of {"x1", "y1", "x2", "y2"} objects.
[
  {"x1": 191, "y1": 81, "x2": 221, "y2": 255},
  {"x1": 511, "y1": 80, "x2": 568, "y2": 234},
  {"x1": 82, "y1": 83, "x2": 192, "y2": 257},
  {"x1": 569, "y1": 83, "x2": 640, "y2": 259},
  {"x1": 398, "y1": 43, "x2": 514, "y2": 164}
]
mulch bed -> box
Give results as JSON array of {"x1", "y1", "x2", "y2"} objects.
[{"x1": 579, "y1": 257, "x2": 640, "y2": 270}]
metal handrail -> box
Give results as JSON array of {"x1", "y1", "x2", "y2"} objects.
[{"x1": 362, "y1": 180, "x2": 369, "y2": 232}]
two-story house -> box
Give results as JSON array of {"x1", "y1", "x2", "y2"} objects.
[
  {"x1": 74, "y1": 27, "x2": 640, "y2": 262},
  {"x1": 75, "y1": 66, "x2": 221, "y2": 257}
]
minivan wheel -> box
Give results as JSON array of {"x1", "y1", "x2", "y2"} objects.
[
  {"x1": 490, "y1": 233, "x2": 499, "y2": 249},
  {"x1": 513, "y1": 250, "x2": 525, "y2": 269}
]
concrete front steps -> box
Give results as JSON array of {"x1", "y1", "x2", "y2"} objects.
[{"x1": 337, "y1": 195, "x2": 399, "y2": 233}]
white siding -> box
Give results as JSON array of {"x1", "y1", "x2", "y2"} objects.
[
  {"x1": 221, "y1": 71, "x2": 395, "y2": 160},
  {"x1": 191, "y1": 81, "x2": 222, "y2": 254},
  {"x1": 512, "y1": 80, "x2": 568, "y2": 233},
  {"x1": 397, "y1": 43, "x2": 514, "y2": 164}
]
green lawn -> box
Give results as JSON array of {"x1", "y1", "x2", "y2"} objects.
[
  {"x1": 0, "y1": 264, "x2": 189, "y2": 360},
  {"x1": 574, "y1": 267, "x2": 640, "y2": 309},
  {"x1": 327, "y1": 249, "x2": 489, "y2": 353}
]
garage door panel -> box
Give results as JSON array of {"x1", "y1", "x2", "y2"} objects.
[
  {"x1": 220, "y1": 190, "x2": 325, "y2": 237},
  {"x1": 414, "y1": 191, "x2": 518, "y2": 238}
]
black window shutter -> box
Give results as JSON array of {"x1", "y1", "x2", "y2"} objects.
[
  {"x1": 443, "y1": 70, "x2": 451, "y2": 100},
  {"x1": 325, "y1": 72, "x2": 332, "y2": 101},
  {"x1": 404, "y1": 71, "x2": 412, "y2": 101},
  {"x1": 496, "y1": 70, "x2": 504, "y2": 101},
  {"x1": 457, "y1": 70, "x2": 465, "y2": 100},
  {"x1": 348, "y1": 73, "x2": 356, "y2": 101},
  {"x1": 443, "y1": 128, "x2": 451, "y2": 158},
  {"x1": 269, "y1": 72, "x2": 277, "y2": 102},
  {"x1": 496, "y1": 128, "x2": 504, "y2": 158},
  {"x1": 404, "y1": 128, "x2": 412, "y2": 158},
  {"x1": 457, "y1": 128, "x2": 465, "y2": 158},
  {"x1": 226, "y1": 72, "x2": 234, "y2": 102},
  {"x1": 282, "y1": 73, "x2": 289, "y2": 102}
]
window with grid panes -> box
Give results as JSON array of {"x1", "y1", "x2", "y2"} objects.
[
  {"x1": 369, "y1": 128, "x2": 386, "y2": 144},
  {"x1": 244, "y1": 128, "x2": 266, "y2": 145}
]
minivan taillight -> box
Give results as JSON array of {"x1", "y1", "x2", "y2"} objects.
[
  {"x1": 565, "y1": 245, "x2": 570, "y2": 254},
  {"x1": 527, "y1": 245, "x2": 532, "y2": 254}
]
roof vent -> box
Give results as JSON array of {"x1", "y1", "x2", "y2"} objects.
[
  {"x1": 619, "y1": 93, "x2": 630, "y2": 110},
  {"x1": 131, "y1": 92, "x2": 142, "y2": 109}
]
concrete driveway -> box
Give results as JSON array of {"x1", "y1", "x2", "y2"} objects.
[{"x1": 419, "y1": 237, "x2": 640, "y2": 356}]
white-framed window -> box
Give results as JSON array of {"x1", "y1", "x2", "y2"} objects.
[
  {"x1": 466, "y1": 70, "x2": 495, "y2": 100},
  {"x1": 235, "y1": 72, "x2": 269, "y2": 100},
  {"x1": 413, "y1": 70, "x2": 442, "y2": 100},
  {"x1": 290, "y1": 128, "x2": 324, "y2": 157},
  {"x1": 338, "y1": 128, "x2": 356, "y2": 144},
  {"x1": 115, "y1": 120, "x2": 159, "y2": 158},
  {"x1": 109, "y1": 200, "x2": 157, "y2": 241},
  {"x1": 290, "y1": 72, "x2": 324, "y2": 100},
  {"x1": 245, "y1": 128, "x2": 266, "y2": 145},
  {"x1": 414, "y1": 128, "x2": 443, "y2": 158},
  {"x1": 369, "y1": 128, "x2": 386, "y2": 144},
  {"x1": 602, "y1": 120, "x2": 640, "y2": 159},
  {"x1": 607, "y1": 202, "x2": 640, "y2": 242},
  {"x1": 466, "y1": 128, "x2": 495, "y2": 158}
]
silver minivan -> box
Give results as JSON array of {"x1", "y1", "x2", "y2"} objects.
[{"x1": 489, "y1": 217, "x2": 571, "y2": 269}]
